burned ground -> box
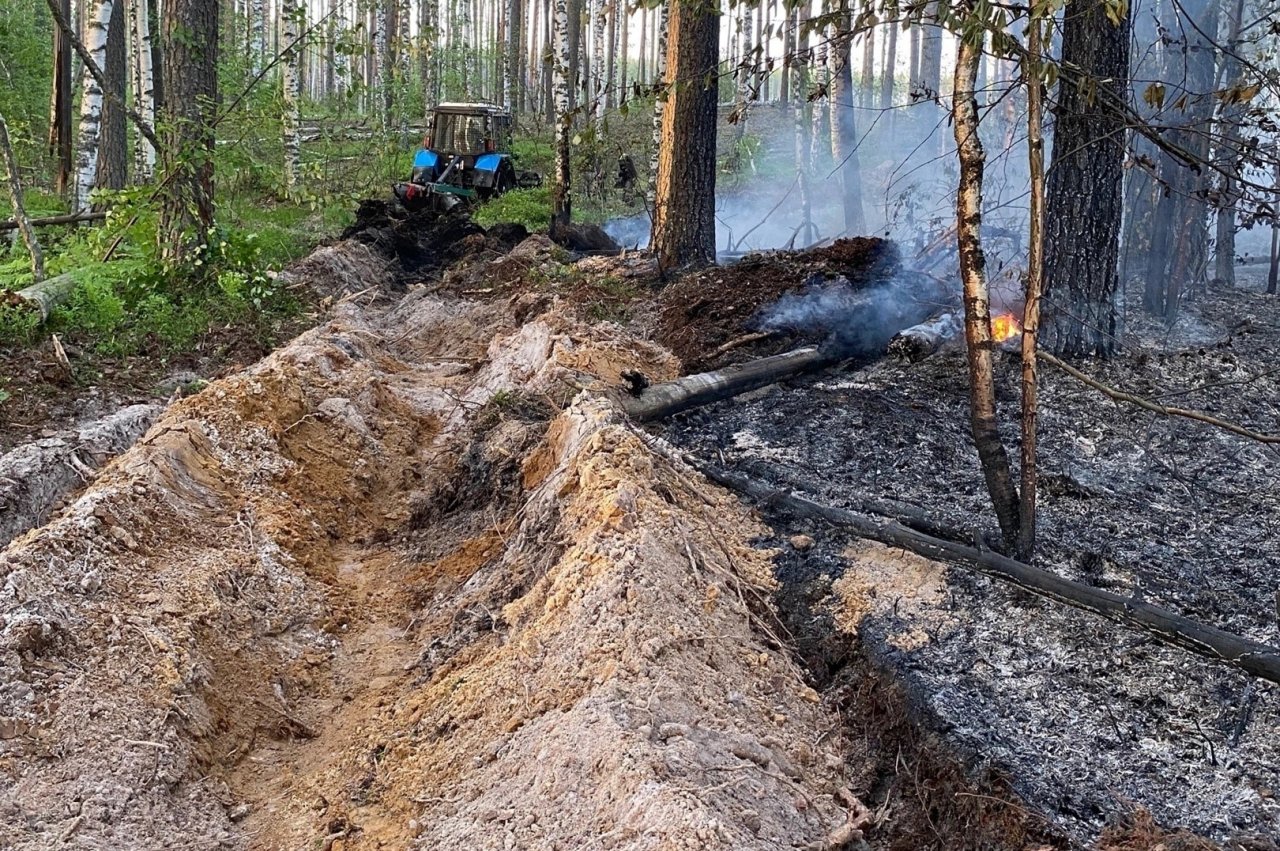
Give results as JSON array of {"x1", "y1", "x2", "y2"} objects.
[{"x1": 663, "y1": 275, "x2": 1280, "y2": 844}]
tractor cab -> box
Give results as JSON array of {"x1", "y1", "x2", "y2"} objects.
[{"x1": 396, "y1": 102, "x2": 536, "y2": 211}]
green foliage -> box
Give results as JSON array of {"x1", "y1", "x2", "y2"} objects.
[
  {"x1": 474, "y1": 186, "x2": 552, "y2": 231},
  {"x1": 0, "y1": 0, "x2": 54, "y2": 167}
]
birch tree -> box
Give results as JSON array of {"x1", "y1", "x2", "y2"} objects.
[
  {"x1": 282, "y1": 0, "x2": 302, "y2": 195},
  {"x1": 128, "y1": 0, "x2": 156, "y2": 180},
  {"x1": 551, "y1": 0, "x2": 572, "y2": 228},
  {"x1": 73, "y1": 0, "x2": 116, "y2": 213}
]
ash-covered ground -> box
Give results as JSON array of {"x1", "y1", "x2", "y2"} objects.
[{"x1": 663, "y1": 274, "x2": 1280, "y2": 845}]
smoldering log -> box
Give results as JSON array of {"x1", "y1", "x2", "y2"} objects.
[
  {"x1": 888, "y1": 312, "x2": 962, "y2": 361},
  {"x1": 622, "y1": 347, "x2": 840, "y2": 422},
  {"x1": 700, "y1": 463, "x2": 1280, "y2": 686}
]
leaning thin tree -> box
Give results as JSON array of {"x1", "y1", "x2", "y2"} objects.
[{"x1": 951, "y1": 11, "x2": 1021, "y2": 549}]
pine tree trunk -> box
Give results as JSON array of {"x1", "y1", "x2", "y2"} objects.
[
  {"x1": 918, "y1": 2, "x2": 940, "y2": 98},
  {"x1": 282, "y1": 0, "x2": 301, "y2": 195},
  {"x1": 506, "y1": 0, "x2": 523, "y2": 110},
  {"x1": 828, "y1": 0, "x2": 863, "y2": 235},
  {"x1": 49, "y1": 0, "x2": 74, "y2": 196},
  {"x1": 618, "y1": 0, "x2": 628, "y2": 103},
  {"x1": 1269, "y1": 158, "x2": 1280, "y2": 295},
  {"x1": 952, "y1": 25, "x2": 1020, "y2": 548},
  {"x1": 96, "y1": 0, "x2": 128, "y2": 196},
  {"x1": 1041, "y1": 0, "x2": 1129, "y2": 356},
  {"x1": 158, "y1": 0, "x2": 217, "y2": 263},
  {"x1": 551, "y1": 0, "x2": 572, "y2": 227},
  {"x1": 73, "y1": 0, "x2": 115, "y2": 213},
  {"x1": 651, "y1": 0, "x2": 718, "y2": 269}
]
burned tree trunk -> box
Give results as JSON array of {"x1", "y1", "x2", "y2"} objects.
[
  {"x1": 623, "y1": 347, "x2": 836, "y2": 421},
  {"x1": 96, "y1": 0, "x2": 128, "y2": 197},
  {"x1": 1040, "y1": 0, "x2": 1130, "y2": 356},
  {"x1": 701, "y1": 464, "x2": 1280, "y2": 687},
  {"x1": 651, "y1": 0, "x2": 719, "y2": 269},
  {"x1": 952, "y1": 26, "x2": 1020, "y2": 548}
]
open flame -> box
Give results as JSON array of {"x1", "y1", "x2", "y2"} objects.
[{"x1": 991, "y1": 312, "x2": 1022, "y2": 343}]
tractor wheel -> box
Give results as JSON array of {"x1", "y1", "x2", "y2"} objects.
[{"x1": 494, "y1": 162, "x2": 517, "y2": 197}]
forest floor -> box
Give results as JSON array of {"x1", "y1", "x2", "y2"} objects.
[{"x1": 1, "y1": 205, "x2": 1277, "y2": 850}]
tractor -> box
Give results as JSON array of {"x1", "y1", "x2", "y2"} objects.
[{"x1": 393, "y1": 102, "x2": 540, "y2": 212}]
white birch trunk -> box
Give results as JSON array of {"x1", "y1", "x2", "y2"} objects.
[
  {"x1": 591, "y1": 0, "x2": 606, "y2": 121},
  {"x1": 551, "y1": 0, "x2": 572, "y2": 225},
  {"x1": 73, "y1": 0, "x2": 114, "y2": 214},
  {"x1": 646, "y1": 0, "x2": 669, "y2": 210},
  {"x1": 282, "y1": 0, "x2": 301, "y2": 194},
  {"x1": 128, "y1": 0, "x2": 156, "y2": 180},
  {"x1": 251, "y1": 0, "x2": 266, "y2": 75}
]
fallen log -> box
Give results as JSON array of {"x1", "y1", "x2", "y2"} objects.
[
  {"x1": 4, "y1": 271, "x2": 79, "y2": 322},
  {"x1": 0, "y1": 211, "x2": 107, "y2": 232},
  {"x1": 623, "y1": 346, "x2": 840, "y2": 422},
  {"x1": 699, "y1": 463, "x2": 1280, "y2": 686},
  {"x1": 887, "y1": 312, "x2": 962, "y2": 362}
]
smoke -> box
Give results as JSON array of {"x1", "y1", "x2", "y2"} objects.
[{"x1": 753, "y1": 270, "x2": 954, "y2": 358}]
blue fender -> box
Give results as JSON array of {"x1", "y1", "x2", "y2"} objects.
[
  {"x1": 414, "y1": 149, "x2": 439, "y2": 169},
  {"x1": 474, "y1": 153, "x2": 504, "y2": 174}
]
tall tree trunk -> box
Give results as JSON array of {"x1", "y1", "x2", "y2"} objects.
[
  {"x1": 282, "y1": 0, "x2": 301, "y2": 195},
  {"x1": 918, "y1": 2, "x2": 940, "y2": 97},
  {"x1": 791, "y1": 1, "x2": 813, "y2": 243},
  {"x1": 49, "y1": 0, "x2": 74, "y2": 196},
  {"x1": 96, "y1": 0, "x2": 128, "y2": 196},
  {"x1": 618, "y1": 0, "x2": 628, "y2": 103},
  {"x1": 952, "y1": 24, "x2": 1020, "y2": 548},
  {"x1": 1212, "y1": 0, "x2": 1246, "y2": 287},
  {"x1": 592, "y1": 0, "x2": 607, "y2": 119},
  {"x1": 250, "y1": 0, "x2": 266, "y2": 74},
  {"x1": 646, "y1": 0, "x2": 669, "y2": 210},
  {"x1": 506, "y1": 0, "x2": 523, "y2": 110},
  {"x1": 73, "y1": 0, "x2": 115, "y2": 213},
  {"x1": 551, "y1": 0, "x2": 572, "y2": 227},
  {"x1": 129, "y1": 0, "x2": 156, "y2": 180},
  {"x1": 829, "y1": 0, "x2": 863, "y2": 234},
  {"x1": 879, "y1": 12, "x2": 896, "y2": 111},
  {"x1": 651, "y1": 0, "x2": 719, "y2": 268},
  {"x1": 733, "y1": 0, "x2": 754, "y2": 138},
  {"x1": 780, "y1": 0, "x2": 792, "y2": 106},
  {"x1": 158, "y1": 0, "x2": 217, "y2": 263},
  {"x1": 1019, "y1": 5, "x2": 1047, "y2": 560},
  {"x1": 1269, "y1": 158, "x2": 1280, "y2": 295},
  {"x1": 605, "y1": 0, "x2": 618, "y2": 109},
  {"x1": 1041, "y1": 0, "x2": 1130, "y2": 356},
  {"x1": 859, "y1": 21, "x2": 875, "y2": 110}
]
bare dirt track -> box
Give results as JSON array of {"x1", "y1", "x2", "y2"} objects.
[
  {"x1": 0, "y1": 233, "x2": 883, "y2": 851},
  {"x1": 3, "y1": 214, "x2": 1276, "y2": 850}
]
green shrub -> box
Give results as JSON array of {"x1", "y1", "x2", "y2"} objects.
[{"x1": 474, "y1": 186, "x2": 552, "y2": 231}]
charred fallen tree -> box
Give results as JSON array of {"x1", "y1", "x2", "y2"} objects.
[
  {"x1": 622, "y1": 347, "x2": 840, "y2": 421},
  {"x1": 697, "y1": 462, "x2": 1280, "y2": 686},
  {"x1": 888, "y1": 313, "x2": 963, "y2": 361}
]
